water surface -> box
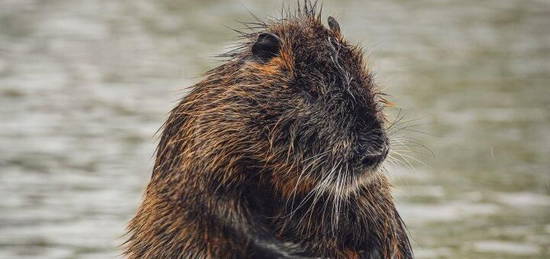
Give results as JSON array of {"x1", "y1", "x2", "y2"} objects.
[{"x1": 1, "y1": 0, "x2": 549, "y2": 258}]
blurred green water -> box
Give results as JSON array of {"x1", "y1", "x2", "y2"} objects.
[{"x1": 0, "y1": 0, "x2": 549, "y2": 258}]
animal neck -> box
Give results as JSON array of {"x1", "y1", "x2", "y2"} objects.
[{"x1": 247, "y1": 175, "x2": 413, "y2": 258}]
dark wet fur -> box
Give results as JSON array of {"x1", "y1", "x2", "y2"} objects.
[{"x1": 124, "y1": 1, "x2": 413, "y2": 258}]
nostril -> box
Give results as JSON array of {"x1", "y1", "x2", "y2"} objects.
[
  {"x1": 361, "y1": 145, "x2": 389, "y2": 168},
  {"x1": 361, "y1": 154, "x2": 381, "y2": 167},
  {"x1": 381, "y1": 145, "x2": 389, "y2": 159}
]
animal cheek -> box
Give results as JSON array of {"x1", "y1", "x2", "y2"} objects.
[{"x1": 276, "y1": 175, "x2": 318, "y2": 200}]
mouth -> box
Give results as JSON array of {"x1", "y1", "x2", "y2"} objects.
[
  {"x1": 316, "y1": 146, "x2": 389, "y2": 197},
  {"x1": 279, "y1": 141, "x2": 390, "y2": 198},
  {"x1": 321, "y1": 160, "x2": 386, "y2": 198}
]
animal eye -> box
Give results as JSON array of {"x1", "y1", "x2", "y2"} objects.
[
  {"x1": 327, "y1": 16, "x2": 341, "y2": 33},
  {"x1": 251, "y1": 32, "x2": 281, "y2": 62}
]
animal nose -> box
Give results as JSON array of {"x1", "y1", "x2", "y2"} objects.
[{"x1": 361, "y1": 144, "x2": 389, "y2": 168}]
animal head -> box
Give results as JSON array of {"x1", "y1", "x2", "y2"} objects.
[{"x1": 165, "y1": 2, "x2": 390, "y2": 200}]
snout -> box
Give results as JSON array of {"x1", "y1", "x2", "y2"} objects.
[
  {"x1": 361, "y1": 144, "x2": 389, "y2": 168},
  {"x1": 354, "y1": 125, "x2": 390, "y2": 169}
]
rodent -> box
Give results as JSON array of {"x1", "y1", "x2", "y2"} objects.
[{"x1": 124, "y1": 2, "x2": 413, "y2": 258}]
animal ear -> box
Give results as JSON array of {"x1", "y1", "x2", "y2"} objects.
[
  {"x1": 252, "y1": 32, "x2": 281, "y2": 62},
  {"x1": 327, "y1": 16, "x2": 341, "y2": 33}
]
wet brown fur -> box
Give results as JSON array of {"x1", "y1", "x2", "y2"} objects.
[{"x1": 124, "y1": 1, "x2": 413, "y2": 258}]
